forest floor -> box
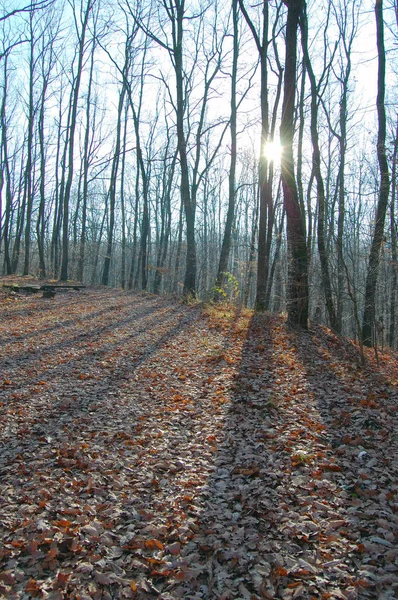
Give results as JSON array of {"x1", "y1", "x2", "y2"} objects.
[{"x1": 0, "y1": 280, "x2": 397, "y2": 600}]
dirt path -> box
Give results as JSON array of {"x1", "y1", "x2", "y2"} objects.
[{"x1": 0, "y1": 287, "x2": 397, "y2": 599}]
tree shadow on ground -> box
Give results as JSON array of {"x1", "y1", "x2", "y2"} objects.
[
  {"x1": 1, "y1": 299, "x2": 397, "y2": 600},
  {"x1": 169, "y1": 312, "x2": 398, "y2": 600}
]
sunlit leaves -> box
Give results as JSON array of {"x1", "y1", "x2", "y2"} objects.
[{"x1": 0, "y1": 288, "x2": 397, "y2": 598}]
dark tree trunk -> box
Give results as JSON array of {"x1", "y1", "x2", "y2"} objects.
[
  {"x1": 174, "y1": 4, "x2": 197, "y2": 298},
  {"x1": 214, "y1": 0, "x2": 239, "y2": 300},
  {"x1": 22, "y1": 11, "x2": 36, "y2": 276},
  {"x1": 300, "y1": 3, "x2": 337, "y2": 330},
  {"x1": 389, "y1": 120, "x2": 398, "y2": 348},
  {"x1": 362, "y1": 0, "x2": 390, "y2": 346},
  {"x1": 102, "y1": 85, "x2": 126, "y2": 286},
  {"x1": 0, "y1": 54, "x2": 13, "y2": 275},
  {"x1": 280, "y1": 0, "x2": 309, "y2": 328},
  {"x1": 60, "y1": 0, "x2": 92, "y2": 282}
]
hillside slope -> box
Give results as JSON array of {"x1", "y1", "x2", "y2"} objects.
[{"x1": 0, "y1": 286, "x2": 397, "y2": 599}]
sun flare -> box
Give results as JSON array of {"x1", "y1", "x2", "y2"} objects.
[{"x1": 263, "y1": 140, "x2": 283, "y2": 162}]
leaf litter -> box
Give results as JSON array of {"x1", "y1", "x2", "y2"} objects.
[{"x1": 0, "y1": 286, "x2": 397, "y2": 599}]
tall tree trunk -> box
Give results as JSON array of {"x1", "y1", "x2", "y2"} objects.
[
  {"x1": 280, "y1": 0, "x2": 308, "y2": 328},
  {"x1": 60, "y1": 0, "x2": 93, "y2": 281},
  {"x1": 11, "y1": 161, "x2": 26, "y2": 273},
  {"x1": 239, "y1": 0, "x2": 270, "y2": 310},
  {"x1": 154, "y1": 143, "x2": 177, "y2": 295},
  {"x1": 0, "y1": 54, "x2": 13, "y2": 274},
  {"x1": 214, "y1": 0, "x2": 239, "y2": 299},
  {"x1": 389, "y1": 120, "x2": 398, "y2": 348},
  {"x1": 243, "y1": 183, "x2": 259, "y2": 307},
  {"x1": 174, "y1": 2, "x2": 196, "y2": 298},
  {"x1": 300, "y1": 4, "x2": 337, "y2": 330},
  {"x1": 174, "y1": 198, "x2": 184, "y2": 293},
  {"x1": 362, "y1": 0, "x2": 390, "y2": 346},
  {"x1": 130, "y1": 103, "x2": 149, "y2": 291},
  {"x1": 102, "y1": 85, "x2": 126, "y2": 286},
  {"x1": 51, "y1": 80, "x2": 66, "y2": 279},
  {"x1": 120, "y1": 102, "x2": 128, "y2": 289},
  {"x1": 22, "y1": 11, "x2": 36, "y2": 276},
  {"x1": 36, "y1": 81, "x2": 47, "y2": 280},
  {"x1": 77, "y1": 30, "x2": 96, "y2": 283},
  {"x1": 36, "y1": 34, "x2": 55, "y2": 280},
  {"x1": 128, "y1": 166, "x2": 140, "y2": 290}
]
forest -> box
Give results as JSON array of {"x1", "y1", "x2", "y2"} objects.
[
  {"x1": 1, "y1": 3, "x2": 398, "y2": 598},
  {"x1": 1, "y1": 0, "x2": 398, "y2": 347}
]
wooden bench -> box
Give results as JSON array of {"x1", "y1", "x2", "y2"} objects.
[
  {"x1": 3, "y1": 284, "x2": 85, "y2": 297},
  {"x1": 40, "y1": 284, "x2": 85, "y2": 298}
]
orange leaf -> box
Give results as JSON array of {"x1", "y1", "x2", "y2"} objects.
[
  {"x1": 46, "y1": 545, "x2": 58, "y2": 560},
  {"x1": 145, "y1": 557, "x2": 166, "y2": 565},
  {"x1": 273, "y1": 566, "x2": 288, "y2": 577},
  {"x1": 150, "y1": 569, "x2": 172, "y2": 577},
  {"x1": 26, "y1": 579, "x2": 41, "y2": 596},
  {"x1": 145, "y1": 539, "x2": 164, "y2": 551},
  {"x1": 62, "y1": 507, "x2": 81, "y2": 516},
  {"x1": 54, "y1": 572, "x2": 70, "y2": 589},
  {"x1": 318, "y1": 463, "x2": 341, "y2": 472},
  {"x1": 131, "y1": 580, "x2": 137, "y2": 592},
  {"x1": 26, "y1": 541, "x2": 38, "y2": 554}
]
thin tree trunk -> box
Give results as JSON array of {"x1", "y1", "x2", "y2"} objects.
[
  {"x1": 60, "y1": 0, "x2": 93, "y2": 281},
  {"x1": 362, "y1": 0, "x2": 390, "y2": 346},
  {"x1": 243, "y1": 183, "x2": 259, "y2": 307},
  {"x1": 22, "y1": 11, "x2": 36, "y2": 276},
  {"x1": 77, "y1": 43, "x2": 95, "y2": 282},
  {"x1": 120, "y1": 102, "x2": 128, "y2": 289},
  {"x1": 389, "y1": 120, "x2": 398, "y2": 348},
  {"x1": 300, "y1": 4, "x2": 337, "y2": 330},
  {"x1": 0, "y1": 54, "x2": 13, "y2": 274},
  {"x1": 174, "y1": 2, "x2": 196, "y2": 298},
  {"x1": 102, "y1": 85, "x2": 126, "y2": 286},
  {"x1": 214, "y1": 0, "x2": 239, "y2": 300}
]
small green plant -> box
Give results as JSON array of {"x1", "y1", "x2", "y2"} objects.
[
  {"x1": 212, "y1": 272, "x2": 240, "y2": 303},
  {"x1": 291, "y1": 451, "x2": 314, "y2": 466}
]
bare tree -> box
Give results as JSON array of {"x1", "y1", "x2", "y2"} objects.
[
  {"x1": 280, "y1": 0, "x2": 308, "y2": 327},
  {"x1": 0, "y1": 0, "x2": 55, "y2": 60},
  {"x1": 60, "y1": 0, "x2": 97, "y2": 281},
  {"x1": 0, "y1": 51, "x2": 13, "y2": 274},
  {"x1": 238, "y1": 0, "x2": 284, "y2": 311},
  {"x1": 300, "y1": 2, "x2": 338, "y2": 330},
  {"x1": 214, "y1": 0, "x2": 239, "y2": 299},
  {"x1": 362, "y1": 0, "x2": 390, "y2": 346},
  {"x1": 0, "y1": 1, "x2": 54, "y2": 23},
  {"x1": 130, "y1": 0, "x2": 229, "y2": 299},
  {"x1": 21, "y1": 7, "x2": 38, "y2": 276},
  {"x1": 389, "y1": 119, "x2": 398, "y2": 347},
  {"x1": 36, "y1": 9, "x2": 59, "y2": 279}
]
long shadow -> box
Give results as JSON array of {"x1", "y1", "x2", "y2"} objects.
[
  {"x1": 1, "y1": 300, "x2": 183, "y2": 370},
  {"x1": 167, "y1": 314, "x2": 397, "y2": 599},
  {"x1": 166, "y1": 312, "x2": 285, "y2": 599},
  {"x1": 1, "y1": 305, "x2": 396, "y2": 599},
  {"x1": 0, "y1": 294, "x2": 200, "y2": 471},
  {"x1": 0, "y1": 290, "x2": 170, "y2": 350},
  {"x1": 292, "y1": 324, "x2": 398, "y2": 599},
  {"x1": 0, "y1": 296, "x2": 235, "y2": 599}
]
